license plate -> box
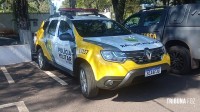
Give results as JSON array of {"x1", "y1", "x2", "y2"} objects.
[{"x1": 145, "y1": 66, "x2": 161, "y2": 77}]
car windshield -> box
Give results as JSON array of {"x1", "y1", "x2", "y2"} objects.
[{"x1": 72, "y1": 20, "x2": 131, "y2": 37}]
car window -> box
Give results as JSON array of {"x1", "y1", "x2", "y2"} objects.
[
  {"x1": 186, "y1": 4, "x2": 200, "y2": 26},
  {"x1": 43, "y1": 21, "x2": 49, "y2": 30},
  {"x1": 73, "y1": 20, "x2": 131, "y2": 37},
  {"x1": 169, "y1": 5, "x2": 187, "y2": 24},
  {"x1": 58, "y1": 20, "x2": 71, "y2": 36},
  {"x1": 124, "y1": 15, "x2": 141, "y2": 28},
  {"x1": 143, "y1": 13, "x2": 162, "y2": 26},
  {"x1": 48, "y1": 20, "x2": 58, "y2": 36}
]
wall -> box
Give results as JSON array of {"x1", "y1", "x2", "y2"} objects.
[
  {"x1": 0, "y1": 13, "x2": 14, "y2": 29},
  {"x1": 29, "y1": 13, "x2": 50, "y2": 33},
  {"x1": 0, "y1": 44, "x2": 32, "y2": 65},
  {"x1": 0, "y1": 13, "x2": 50, "y2": 33},
  {"x1": 0, "y1": 12, "x2": 111, "y2": 34}
]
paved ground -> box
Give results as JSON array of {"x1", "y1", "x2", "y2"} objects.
[{"x1": 0, "y1": 62, "x2": 199, "y2": 112}]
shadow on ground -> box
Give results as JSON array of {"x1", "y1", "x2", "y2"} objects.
[
  {"x1": 0, "y1": 62, "x2": 199, "y2": 111},
  {"x1": 96, "y1": 68, "x2": 200, "y2": 102}
]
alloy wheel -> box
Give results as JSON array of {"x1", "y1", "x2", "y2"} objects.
[
  {"x1": 80, "y1": 69, "x2": 88, "y2": 94},
  {"x1": 38, "y1": 52, "x2": 43, "y2": 68},
  {"x1": 170, "y1": 51, "x2": 184, "y2": 71}
]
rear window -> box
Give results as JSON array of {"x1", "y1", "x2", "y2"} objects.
[
  {"x1": 43, "y1": 21, "x2": 49, "y2": 30},
  {"x1": 48, "y1": 20, "x2": 58, "y2": 36}
]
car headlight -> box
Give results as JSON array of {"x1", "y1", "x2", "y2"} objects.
[
  {"x1": 162, "y1": 46, "x2": 167, "y2": 54},
  {"x1": 101, "y1": 50, "x2": 127, "y2": 63}
]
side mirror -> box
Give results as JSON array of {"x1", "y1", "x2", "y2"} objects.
[{"x1": 59, "y1": 33, "x2": 75, "y2": 41}]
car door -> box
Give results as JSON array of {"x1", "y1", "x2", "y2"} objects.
[
  {"x1": 123, "y1": 13, "x2": 143, "y2": 34},
  {"x1": 44, "y1": 20, "x2": 59, "y2": 62},
  {"x1": 139, "y1": 10, "x2": 166, "y2": 40},
  {"x1": 52, "y1": 20, "x2": 75, "y2": 71}
]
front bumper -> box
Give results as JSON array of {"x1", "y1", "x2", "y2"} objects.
[{"x1": 97, "y1": 63, "x2": 170, "y2": 89}]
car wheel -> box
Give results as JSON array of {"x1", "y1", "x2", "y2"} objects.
[
  {"x1": 37, "y1": 49, "x2": 50, "y2": 70},
  {"x1": 169, "y1": 46, "x2": 191, "y2": 74},
  {"x1": 79, "y1": 63, "x2": 99, "y2": 98}
]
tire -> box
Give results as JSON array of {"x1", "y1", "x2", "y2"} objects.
[
  {"x1": 79, "y1": 63, "x2": 99, "y2": 98},
  {"x1": 37, "y1": 49, "x2": 50, "y2": 70},
  {"x1": 168, "y1": 46, "x2": 191, "y2": 74}
]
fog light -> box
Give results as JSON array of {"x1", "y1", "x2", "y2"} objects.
[{"x1": 105, "y1": 80, "x2": 114, "y2": 86}]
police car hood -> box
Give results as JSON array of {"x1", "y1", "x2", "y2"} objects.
[{"x1": 84, "y1": 34, "x2": 163, "y2": 51}]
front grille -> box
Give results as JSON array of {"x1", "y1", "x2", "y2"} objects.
[{"x1": 125, "y1": 47, "x2": 164, "y2": 64}]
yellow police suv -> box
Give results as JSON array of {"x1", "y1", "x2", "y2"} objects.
[{"x1": 34, "y1": 8, "x2": 170, "y2": 98}]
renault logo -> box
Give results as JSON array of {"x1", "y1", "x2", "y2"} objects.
[{"x1": 144, "y1": 48, "x2": 152, "y2": 60}]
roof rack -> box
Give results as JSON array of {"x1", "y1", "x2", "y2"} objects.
[
  {"x1": 139, "y1": 6, "x2": 168, "y2": 12},
  {"x1": 49, "y1": 13, "x2": 60, "y2": 18},
  {"x1": 48, "y1": 12, "x2": 73, "y2": 19},
  {"x1": 59, "y1": 8, "x2": 98, "y2": 14},
  {"x1": 77, "y1": 14, "x2": 107, "y2": 18},
  {"x1": 49, "y1": 8, "x2": 106, "y2": 19}
]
